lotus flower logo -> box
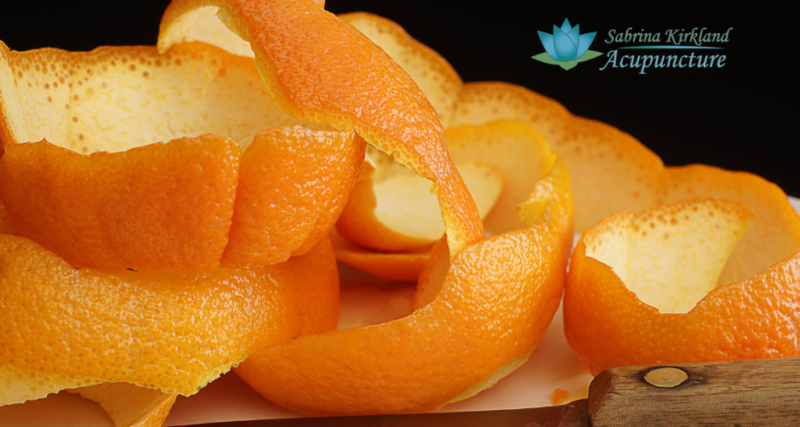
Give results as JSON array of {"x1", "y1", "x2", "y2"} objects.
[{"x1": 532, "y1": 19, "x2": 602, "y2": 70}]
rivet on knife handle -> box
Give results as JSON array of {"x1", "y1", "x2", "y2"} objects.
[{"x1": 587, "y1": 357, "x2": 800, "y2": 427}]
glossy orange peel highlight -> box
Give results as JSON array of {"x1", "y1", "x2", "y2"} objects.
[
  {"x1": 565, "y1": 197, "x2": 800, "y2": 375},
  {"x1": 0, "y1": 235, "x2": 339, "y2": 405},
  {"x1": 158, "y1": 0, "x2": 484, "y2": 258},
  {"x1": 234, "y1": 155, "x2": 573, "y2": 415}
]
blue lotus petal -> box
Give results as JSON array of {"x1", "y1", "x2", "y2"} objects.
[
  {"x1": 576, "y1": 32, "x2": 597, "y2": 59},
  {"x1": 538, "y1": 31, "x2": 559, "y2": 61},
  {"x1": 561, "y1": 18, "x2": 572, "y2": 33},
  {"x1": 553, "y1": 28, "x2": 578, "y2": 61},
  {"x1": 566, "y1": 24, "x2": 581, "y2": 48}
]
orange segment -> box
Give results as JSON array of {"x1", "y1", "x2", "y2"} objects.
[
  {"x1": 564, "y1": 198, "x2": 800, "y2": 375},
  {"x1": 158, "y1": 0, "x2": 484, "y2": 257},
  {"x1": 338, "y1": 12, "x2": 463, "y2": 119},
  {"x1": 444, "y1": 82, "x2": 664, "y2": 231},
  {"x1": 221, "y1": 127, "x2": 365, "y2": 268},
  {"x1": 0, "y1": 136, "x2": 239, "y2": 270},
  {"x1": 67, "y1": 384, "x2": 176, "y2": 427},
  {"x1": 656, "y1": 165, "x2": 800, "y2": 286},
  {"x1": 0, "y1": 40, "x2": 362, "y2": 270},
  {"x1": 234, "y1": 157, "x2": 572, "y2": 415},
  {"x1": 0, "y1": 235, "x2": 339, "y2": 405},
  {"x1": 331, "y1": 229, "x2": 430, "y2": 282}
]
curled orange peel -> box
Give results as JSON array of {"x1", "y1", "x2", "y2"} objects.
[
  {"x1": 0, "y1": 200, "x2": 16, "y2": 236},
  {"x1": 565, "y1": 196, "x2": 800, "y2": 376},
  {"x1": 338, "y1": 12, "x2": 663, "y2": 234},
  {"x1": 158, "y1": 0, "x2": 484, "y2": 258},
  {"x1": 336, "y1": 147, "x2": 502, "y2": 252},
  {"x1": 330, "y1": 228, "x2": 431, "y2": 282},
  {"x1": 0, "y1": 40, "x2": 364, "y2": 270},
  {"x1": 67, "y1": 384, "x2": 177, "y2": 427},
  {"x1": 0, "y1": 235, "x2": 339, "y2": 406},
  {"x1": 234, "y1": 154, "x2": 573, "y2": 415},
  {"x1": 333, "y1": 119, "x2": 557, "y2": 281}
]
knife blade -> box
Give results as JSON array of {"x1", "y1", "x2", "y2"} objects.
[{"x1": 183, "y1": 357, "x2": 800, "y2": 427}]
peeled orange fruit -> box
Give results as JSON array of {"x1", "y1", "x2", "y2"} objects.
[
  {"x1": 234, "y1": 152, "x2": 573, "y2": 415},
  {"x1": 565, "y1": 197, "x2": 800, "y2": 375},
  {"x1": 0, "y1": 235, "x2": 339, "y2": 405},
  {"x1": 0, "y1": 40, "x2": 364, "y2": 270}
]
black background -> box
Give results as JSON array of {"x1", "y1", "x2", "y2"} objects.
[{"x1": 1, "y1": 1, "x2": 796, "y2": 195}]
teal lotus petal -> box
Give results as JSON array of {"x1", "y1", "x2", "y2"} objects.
[
  {"x1": 553, "y1": 28, "x2": 578, "y2": 61},
  {"x1": 538, "y1": 31, "x2": 559, "y2": 61},
  {"x1": 566, "y1": 24, "x2": 581, "y2": 48},
  {"x1": 576, "y1": 31, "x2": 597, "y2": 59},
  {"x1": 561, "y1": 18, "x2": 572, "y2": 33}
]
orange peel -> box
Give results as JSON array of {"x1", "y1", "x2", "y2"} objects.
[
  {"x1": 67, "y1": 384, "x2": 177, "y2": 427},
  {"x1": 0, "y1": 200, "x2": 16, "y2": 235},
  {"x1": 158, "y1": 0, "x2": 484, "y2": 258},
  {"x1": 341, "y1": 12, "x2": 664, "y2": 233},
  {"x1": 234, "y1": 154, "x2": 573, "y2": 415},
  {"x1": 564, "y1": 197, "x2": 800, "y2": 375},
  {"x1": 336, "y1": 147, "x2": 502, "y2": 252},
  {"x1": 0, "y1": 40, "x2": 364, "y2": 270},
  {"x1": 333, "y1": 119, "x2": 558, "y2": 281},
  {"x1": 330, "y1": 228, "x2": 431, "y2": 282},
  {"x1": 0, "y1": 235, "x2": 339, "y2": 405}
]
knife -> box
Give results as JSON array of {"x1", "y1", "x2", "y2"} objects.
[{"x1": 185, "y1": 357, "x2": 800, "y2": 427}]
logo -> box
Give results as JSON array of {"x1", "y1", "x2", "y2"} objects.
[{"x1": 532, "y1": 19, "x2": 601, "y2": 70}]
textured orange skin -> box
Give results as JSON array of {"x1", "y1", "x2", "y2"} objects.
[
  {"x1": 221, "y1": 127, "x2": 366, "y2": 268},
  {"x1": 330, "y1": 229, "x2": 430, "y2": 282},
  {"x1": 0, "y1": 136, "x2": 239, "y2": 270},
  {"x1": 0, "y1": 128, "x2": 362, "y2": 270},
  {"x1": 159, "y1": 0, "x2": 484, "y2": 258},
  {"x1": 0, "y1": 235, "x2": 339, "y2": 395},
  {"x1": 234, "y1": 158, "x2": 573, "y2": 416},
  {"x1": 565, "y1": 239, "x2": 800, "y2": 376}
]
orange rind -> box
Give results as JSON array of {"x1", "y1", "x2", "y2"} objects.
[
  {"x1": 0, "y1": 200, "x2": 16, "y2": 235},
  {"x1": 333, "y1": 119, "x2": 558, "y2": 281},
  {"x1": 340, "y1": 12, "x2": 663, "y2": 233},
  {"x1": 655, "y1": 165, "x2": 800, "y2": 286},
  {"x1": 67, "y1": 384, "x2": 177, "y2": 427},
  {"x1": 564, "y1": 198, "x2": 800, "y2": 375},
  {"x1": 0, "y1": 40, "x2": 364, "y2": 270},
  {"x1": 158, "y1": 0, "x2": 484, "y2": 258},
  {"x1": 0, "y1": 234, "x2": 339, "y2": 405},
  {"x1": 330, "y1": 229, "x2": 431, "y2": 282},
  {"x1": 336, "y1": 147, "x2": 502, "y2": 252},
  {"x1": 234, "y1": 154, "x2": 573, "y2": 415}
]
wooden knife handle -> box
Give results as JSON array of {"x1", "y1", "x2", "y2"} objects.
[{"x1": 587, "y1": 357, "x2": 800, "y2": 426}]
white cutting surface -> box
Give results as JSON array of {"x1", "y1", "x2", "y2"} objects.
[{"x1": 2, "y1": 197, "x2": 798, "y2": 426}]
